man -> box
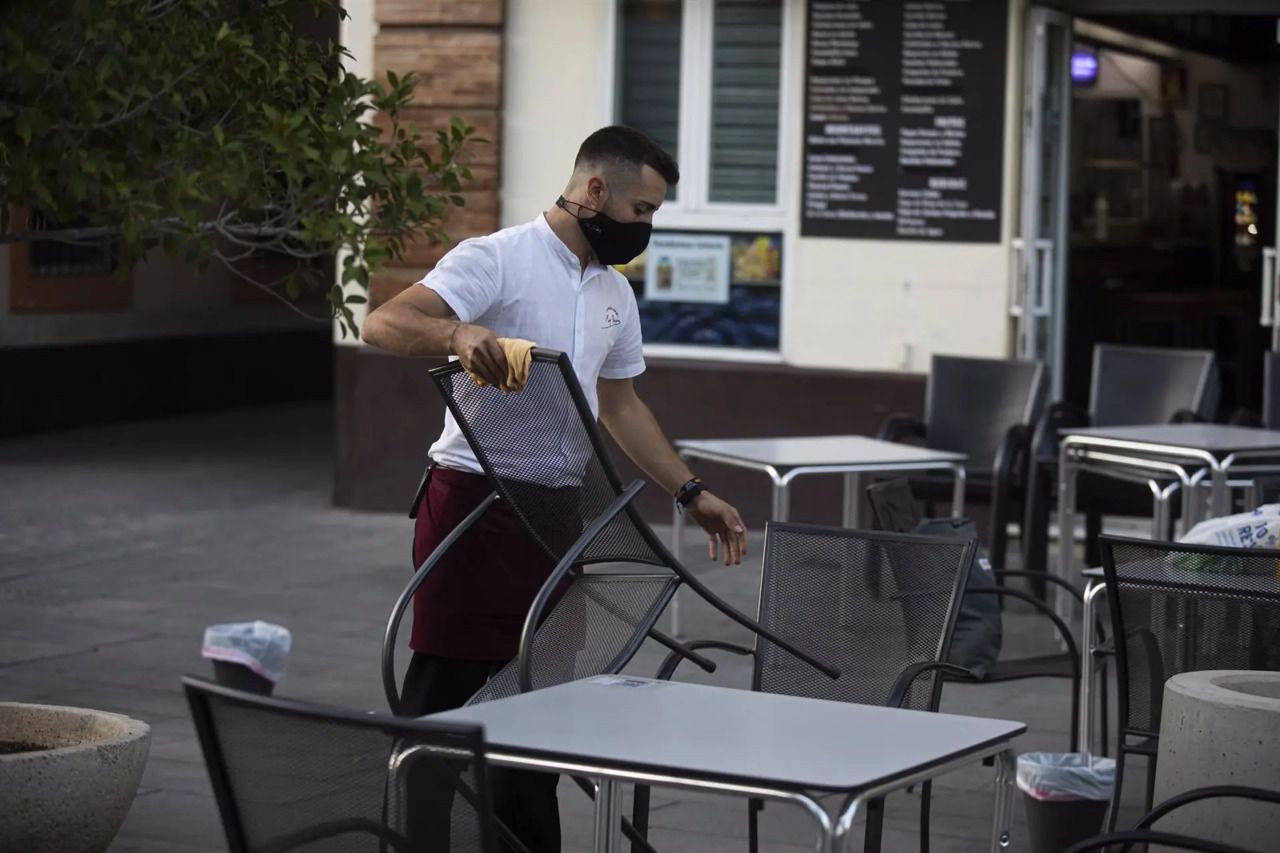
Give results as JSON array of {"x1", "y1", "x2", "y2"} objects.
[{"x1": 361, "y1": 125, "x2": 746, "y2": 850}]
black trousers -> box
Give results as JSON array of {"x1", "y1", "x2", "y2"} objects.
[{"x1": 401, "y1": 651, "x2": 561, "y2": 853}]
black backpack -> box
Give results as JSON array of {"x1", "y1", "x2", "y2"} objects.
[{"x1": 866, "y1": 479, "x2": 1003, "y2": 678}]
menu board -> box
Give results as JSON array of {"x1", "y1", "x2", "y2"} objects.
[{"x1": 801, "y1": 0, "x2": 1007, "y2": 242}]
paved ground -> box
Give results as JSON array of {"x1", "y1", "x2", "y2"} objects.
[{"x1": 0, "y1": 402, "x2": 1144, "y2": 851}]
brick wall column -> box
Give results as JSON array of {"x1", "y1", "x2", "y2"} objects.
[{"x1": 371, "y1": 0, "x2": 504, "y2": 308}]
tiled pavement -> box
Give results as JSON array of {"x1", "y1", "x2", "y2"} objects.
[{"x1": 0, "y1": 403, "x2": 1145, "y2": 851}]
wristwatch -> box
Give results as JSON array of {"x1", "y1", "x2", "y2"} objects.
[{"x1": 674, "y1": 477, "x2": 707, "y2": 514}]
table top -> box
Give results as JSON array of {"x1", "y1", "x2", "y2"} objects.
[
  {"x1": 675, "y1": 435, "x2": 966, "y2": 469},
  {"x1": 428, "y1": 676, "x2": 1024, "y2": 793},
  {"x1": 1060, "y1": 423, "x2": 1280, "y2": 455}
]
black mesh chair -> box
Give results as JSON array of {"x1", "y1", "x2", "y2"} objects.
[
  {"x1": 381, "y1": 349, "x2": 837, "y2": 848},
  {"x1": 184, "y1": 675, "x2": 503, "y2": 853},
  {"x1": 1098, "y1": 536, "x2": 1280, "y2": 830},
  {"x1": 639, "y1": 523, "x2": 976, "y2": 853},
  {"x1": 865, "y1": 478, "x2": 1092, "y2": 752},
  {"x1": 1063, "y1": 784, "x2": 1280, "y2": 853},
  {"x1": 1023, "y1": 345, "x2": 1218, "y2": 588},
  {"x1": 879, "y1": 354, "x2": 1046, "y2": 574}
]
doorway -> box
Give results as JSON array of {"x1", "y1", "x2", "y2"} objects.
[{"x1": 1063, "y1": 14, "x2": 1280, "y2": 417}]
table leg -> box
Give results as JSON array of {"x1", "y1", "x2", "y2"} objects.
[
  {"x1": 592, "y1": 778, "x2": 622, "y2": 852},
  {"x1": 951, "y1": 464, "x2": 967, "y2": 518},
  {"x1": 1211, "y1": 466, "x2": 1230, "y2": 519},
  {"x1": 842, "y1": 472, "x2": 862, "y2": 528},
  {"x1": 772, "y1": 480, "x2": 791, "y2": 523},
  {"x1": 990, "y1": 749, "x2": 1016, "y2": 851},
  {"x1": 1080, "y1": 580, "x2": 1105, "y2": 754},
  {"x1": 669, "y1": 497, "x2": 684, "y2": 637}
]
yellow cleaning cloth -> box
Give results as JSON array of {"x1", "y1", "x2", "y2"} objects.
[{"x1": 468, "y1": 337, "x2": 536, "y2": 392}]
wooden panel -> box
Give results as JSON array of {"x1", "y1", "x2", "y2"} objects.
[{"x1": 375, "y1": 29, "x2": 502, "y2": 108}]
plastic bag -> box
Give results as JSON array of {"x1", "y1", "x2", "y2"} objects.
[
  {"x1": 1016, "y1": 752, "x2": 1115, "y2": 802},
  {"x1": 201, "y1": 620, "x2": 291, "y2": 683},
  {"x1": 1179, "y1": 504, "x2": 1280, "y2": 549}
]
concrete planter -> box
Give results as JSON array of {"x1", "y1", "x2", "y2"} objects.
[
  {"x1": 1155, "y1": 670, "x2": 1280, "y2": 850},
  {"x1": 0, "y1": 702, "x2": 151, "y2": 853}
]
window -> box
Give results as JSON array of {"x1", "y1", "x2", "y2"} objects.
[{"x1": 616, "y1": 0, "x2": 784, "y2": 213}]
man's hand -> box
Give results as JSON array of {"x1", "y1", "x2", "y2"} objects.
[
  {"x1": 452, "y1": 323, "x2": 510, "y2": 389},
  {"x1": 685, "y1": 491, "x2": 748, "y2": 566}
]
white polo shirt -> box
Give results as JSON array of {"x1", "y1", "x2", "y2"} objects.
[{"x1": 421, "y1": 213, "x2": 646, "y2": 474}]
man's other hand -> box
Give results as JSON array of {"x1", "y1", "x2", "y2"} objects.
[
  {"x1": 686, "y1": 491, "x2": 748, "y2": 566},
  {"x1": 452, "y1": 323, "x2": 510, "y2": 389}
]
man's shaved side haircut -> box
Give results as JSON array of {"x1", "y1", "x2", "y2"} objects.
[{"x1": 574, "y1": 125, "x2": 679, "y2": 186}]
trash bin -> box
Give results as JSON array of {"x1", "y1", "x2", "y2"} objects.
[
  {"x1": 201, "y1": 621, "x2": 291, "y2": 696},
  {"x1": 1016, "y1": 752, "x2": 1115, "y2": 853}
]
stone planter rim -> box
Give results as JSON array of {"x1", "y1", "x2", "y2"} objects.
[
  {"x1": 0, "y1": 701, "x2": 151, "y2": 759},
  {"x1": 1166, "y1": 670, "x2": 1280, "y2": 712}
]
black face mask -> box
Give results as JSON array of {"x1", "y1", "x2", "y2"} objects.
[{"x1": 556, "y1": 195, "x2": 652, "y2": 266}]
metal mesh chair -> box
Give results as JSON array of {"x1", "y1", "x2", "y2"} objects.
[
  {"x1": 1098, "y1": 536, "x2": 1280, "y2": 830},
  {"x1": 1063, "y1": 784, "x2": 1280, "y2": 852},
  {"x1": 642, "y1": 523, "x2": 976, "y2": 853},
  {"x1": 1024, "y1": 345, "x2": 1218, "y2": 585},
  {"x1": 879, "y1": 354, "x2": 1046, "y2": 574},
  {"x1": 184, "y1": 675, "x2": 502, "y2": 853},
  {"x1": 381, "y1": 349, "x2": 837, "y2": 850},
  {"x1": 865, "y1": 477, "x2": 1093, "y2": 752}
]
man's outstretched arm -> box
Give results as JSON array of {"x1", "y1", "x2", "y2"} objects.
[{"x1": 598, "y1": 377, "x2": 747, "y2": 565}]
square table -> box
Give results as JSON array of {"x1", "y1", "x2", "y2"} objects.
[
  {"x1": 424, "y1": 675, "x2": 1024, "y2": 853},
  {"x1": 1056, "y1": 424, "x2": 1280, "y2": 621},
  {"x1": 670, "y1": 436, "x2": 966, "y2": 636}
]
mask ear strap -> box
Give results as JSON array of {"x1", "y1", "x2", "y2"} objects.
[{"x1": 556, "y1": 195, "x2": 599, "y2": 219}]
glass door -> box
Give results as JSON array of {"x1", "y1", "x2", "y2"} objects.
[
  {"x1": 1262, "y1": 84, "x2": 1280, "y2": 352},
  {"x1": 1014, "y1": 6, "x2": 1072, "y2": 399}
]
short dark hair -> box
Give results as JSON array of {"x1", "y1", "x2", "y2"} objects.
[{"x1": 575, "y1": 125, "x2": 679, "y2": 186}]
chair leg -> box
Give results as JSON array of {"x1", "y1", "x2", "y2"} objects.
[
  {"x1": 1069, "y1": 668, "x2": 1081, "y2": 753},
  {"x1": 863, "y1": 796, "x2": 885, "y2": 853},
  {"x1": 632, "y1": 784, "x2": 650, "y2": 852},
  {"x1": 1022, "y1": 473, "x2": 1049, "y2": 599},
  {"x1": 1098, "y1": 674, "x2": 1110, "y2": 758},
  {"x1": 990, "y1": 485, "x2": 1010, "y2": 575},
  {"x1": 919, "y1": 780, "x2": 932, "y2": 853},
  {"x1": 1144, "y1": 754, "x2": 1158, "y2": 814},
  {"x1": 748, "y1": 798, "x2": 763, "y2": 853},
  {"x1": 1106, "y1": 747, "x2": 1127, "y2": 831},
  {"x1": 1085, "y1": 511, "x2": 1103, "y2": 568}
]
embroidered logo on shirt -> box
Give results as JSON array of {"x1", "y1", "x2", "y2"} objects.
[{"x1": 602, "y1": 307, "x2": 621, "y2": 329}]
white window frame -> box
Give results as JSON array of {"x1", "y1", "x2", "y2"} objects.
[{"x1": 607, "y1": 0, "x2": 796, "y2": 233}]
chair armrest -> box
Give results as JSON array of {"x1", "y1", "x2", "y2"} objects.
[
  {"x1": 647, "y1": 629, "x2": 718, "y2": 675},
  {"x1": 990, "y1": 570, "x2": 1084, "y2": 603},
  {"x1": 1061, "y1": 829, "x2": 1253, "y2": 853},
  {"x1": 1031, "y1": 400, "x2": 1089, "y2": 465},
  {"x1": 655, "y1": 639, "x2": 754, "y2": 682},
  {"x1": 1135, "y1": 784, "x2": 1280, "y2": 832},
  {"x1": 966, "y1": 587, "x2": 1081, "y2": 676},
  {"x1": 993, "y1": 423, "x2": 1032, "y2": 485},
  {"x1": 878, "y1": 414, "x2": 928, "y2": 444},
  {"x1": 886, "y1": 661, "x2": 974, "y2": 708}
]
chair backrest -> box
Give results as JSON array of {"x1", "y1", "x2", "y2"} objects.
[
  {"x1": 429, "y1": 350, "x2": 663, "y2": 568},
  {"x1": 1264, "y1": 350, "x2": 1280, "y2": 430},
  {"x1": 925, "y1": 354, "x2": 1046, "y2": 470},
  {"x1": 753, "y1": 523, "x2": 974, "y2": 711},
  {"x1": 1099, "y1": 536, "x2": 1280, "y2": 740},
  {"x1": 184, "y1": 676, "x2": 496, "y2": 853},
  {"x1": 1090, "y1": 345, "x2": 1217, "y2": 427}
]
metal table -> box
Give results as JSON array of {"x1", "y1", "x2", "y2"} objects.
[
  {"x1": 425, "y1": 676, "x2": 1024, "y2": 853},
  {"x1": 671, "y1": 436, "x2": 966, "y2": 635},
  {"x1": 1056, "y1": 424, "x2": 1280, "y2": 620}
]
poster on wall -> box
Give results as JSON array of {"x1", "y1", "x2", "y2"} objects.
[
  {"x1": 642, "y1": 233, "x2": 732, "y2": 304},
  {"x1": 800, "y1": 0, "x2": 1008, "y2": 242}
]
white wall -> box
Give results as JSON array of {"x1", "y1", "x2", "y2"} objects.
[
  {"x1": 335, "y1": 0, "x2": 377, "y2": 345},
  {"x1": 500, "y1": 0, "x2": 1026, "y2": 374}
]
